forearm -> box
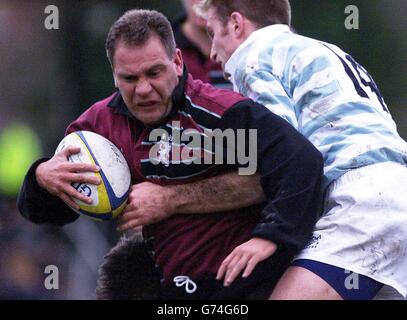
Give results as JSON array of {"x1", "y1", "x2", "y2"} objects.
[{"x1": 169, "y1": 171, "x2": 266, "y2": 214}]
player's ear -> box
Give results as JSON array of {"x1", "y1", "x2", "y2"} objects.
[
  {"x1": 111, "y1": 63, "x2": 118, "y2": 88},
  {"x1": 230, "y1": 12, "x2": 245, "y2": 38},
  {"x1": 174, "y1": 48, "x2": 184, "y2": 77},
  {"x1": 113, "y1": 74, "x2": 118, "y2": 88}
]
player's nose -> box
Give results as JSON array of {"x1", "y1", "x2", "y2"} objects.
[
  {"x1": 210, "y1": 45, "x2": 218, "y2": 63},
  {"x1": 135, "y1": 78, "x2": 153, "y2": 96}
]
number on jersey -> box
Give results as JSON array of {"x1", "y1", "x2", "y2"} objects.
[{"x1": 323, "y1": 44, "x2": 389, "y2": 113}]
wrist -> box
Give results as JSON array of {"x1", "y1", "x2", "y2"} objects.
[{"x1": 35, "y1": 162, "x2": 47, "y2": 189}]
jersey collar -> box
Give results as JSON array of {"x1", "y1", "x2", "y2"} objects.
[{"x1": 225, "y1": 24, "x2": 291, "y2": 84}]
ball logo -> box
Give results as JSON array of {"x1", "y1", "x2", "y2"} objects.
[{"x1": 73, "y1": 183, "x2": 92, "y2": 197}]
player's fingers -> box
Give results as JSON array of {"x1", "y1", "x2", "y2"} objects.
[
  {"x1": 66, "y1": 186, "x2": 93, "y2": 204},
  {"x1": 59, "y1": 192, "x2": 80, "y2": 211},
  {"x1": 59, "y1": 161, "x2": 100, "y2": 175},
  {"x1": 68, "y1": 162, "x2": 100, "y2": 173},
  {"x1": 118, "y1": 212, "x2": 153, "y2": 228},
  {"x1": 122, "y1": 201, "x2": 138, "y2": 215},
  {"x1": 68, "y1": 173, "x2": 101, "y2": 185},
  {"x1": 216, "y1": 252, "x2": 235, "y2": 280},
  {"x1": 116, "y1": 219, "x2": 142, "y2": 232},
  {"x1": 242, "y1": 256, "x2": 259, "y2": 278},
  {"x1": 117, "y1": 214, "x2": 130, "y2": 226},
  {"x1": 224, "y1": 255, "x2": 247, "y2": 287},
  {"x1": 62, "y1": 146, "x2": 81, "y2": 157},
  {"x1": 216, "y1": 263, "x2": 227, "y2": 281},
  {"x1": 119, "y1": 206, "x2": 139, "y2": 224}
]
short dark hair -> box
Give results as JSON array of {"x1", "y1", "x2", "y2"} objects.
[
  {"x1": 95, "y1": 234, "x2": 161, "y2": 300},
  {"x1": 196, "y1": 0, "x2": 291, "y2": 28},
  {"x1": 105, "y1": 9, "x2": 176, "y2": 66}
]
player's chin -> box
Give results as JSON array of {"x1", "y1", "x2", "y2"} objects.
[
  {"x1": 130, "y1": 107, "x2": 162, "y2": 124},
  {"x1": 139, "y1": 113, "x2": 167, "y2": 126}
]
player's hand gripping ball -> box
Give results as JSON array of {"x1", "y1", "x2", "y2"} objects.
[{"x1": 55, "y1": 131, "x2": 131, "y2": 221}]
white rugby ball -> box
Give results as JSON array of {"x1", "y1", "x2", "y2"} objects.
[{"x1": 55, "y1": 131, "x2": 131, "y2": 221}]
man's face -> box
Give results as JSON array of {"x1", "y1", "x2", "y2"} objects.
[
  {"x1": 113, "y1": 36, "x2": 183, "y2": 126},
  {"x1": 206, "y1": 7, "x2": 239, "y2": 70}
]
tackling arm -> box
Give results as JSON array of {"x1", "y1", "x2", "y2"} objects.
[
  {"x1": 117, "y1": 171, "x2": 265, "y2": 231},
  {"x1": 165, "y1": 171, "x2": 265, "y2": 214}
]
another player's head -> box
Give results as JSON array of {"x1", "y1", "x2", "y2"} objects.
[
  {"x1": 182, "y1": 0, "x2": 207, "y2": 29},
  {"x1": 105, "y1": 9, "x2": 184, "y2": 126},
  {"x1": 195, "y1": 0, "x2": 291, "y2": 69},
  {"x1": 95, "y1": 234, "x2": 161, "y2": 300}
]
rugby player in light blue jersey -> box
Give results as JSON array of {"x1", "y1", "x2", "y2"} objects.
[{"x1": 197, "y1": 0, "x2": 407, "y2": 300}]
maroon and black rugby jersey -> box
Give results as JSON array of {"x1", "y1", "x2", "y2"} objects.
[
  {"x1": 64, "y1": 72, "x2": 260, "y2": 284},
  {"x1": 18, "y1": 69, "x2": 324, "y2": 287}
]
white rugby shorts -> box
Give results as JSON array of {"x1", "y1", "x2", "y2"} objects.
[{"x1": 294, "y1": 161, "x2": 407, "y2": 298}]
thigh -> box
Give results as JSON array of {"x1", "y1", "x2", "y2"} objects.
[
  {"x1": 270, "y1": 266, "x2": 343, "y2": 300},
  {"x1": 271, "y1": 262, "x2": 384, "y2": 300}
]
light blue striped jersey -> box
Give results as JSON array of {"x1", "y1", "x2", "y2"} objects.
[{"x1": 225, "y1": 24, "x2": 407, "y2": 188}]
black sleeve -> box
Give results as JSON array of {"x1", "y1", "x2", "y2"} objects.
[
  {"x1": 17, "y1": 158, "x2": 80, "y2": 226},
  {"x1": 219, "y1": 100, "x2": 324, "y2": 254}
]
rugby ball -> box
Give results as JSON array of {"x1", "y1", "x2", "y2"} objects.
[{"x1": 55, "y1": 131, "x2": 131, "y2": 221}]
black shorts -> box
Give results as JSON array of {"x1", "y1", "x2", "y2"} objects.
[
  {"x1": 160, "y1": 252, "x2": 292, "y2": 300},
  {"x1": 96, "y1": 235, "x2": 293, "y2": 300}
]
